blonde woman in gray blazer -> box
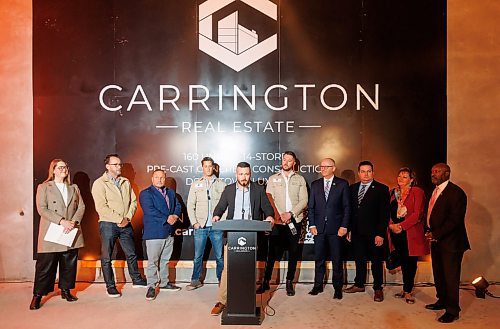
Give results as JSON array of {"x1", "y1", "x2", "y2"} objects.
[{"x1": 30, "y1": 159, "x2": 85, "y2": 310}]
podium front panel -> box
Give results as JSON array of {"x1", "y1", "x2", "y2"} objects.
[{"x1": 226, "y1": 231, "x2": 257, "y2": 316}]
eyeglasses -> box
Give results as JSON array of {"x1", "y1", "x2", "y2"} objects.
[
  {"x1": 55, "y1": 166, "x2": 68, "y2": 171},
  {"x1": 319, "y1": 166, "x2": 333, "y2": 169},
  {"x1": 108, "y1": 163, "x2": 124, "y2": 167}
]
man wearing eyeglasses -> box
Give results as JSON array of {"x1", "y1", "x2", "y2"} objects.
[
  {"x1": 91, "y1": 153, "x2": 147, "y2": 297},
  {"x1": 186, "y1": 157, "x2": 227, "y2": 291},
  {"x1": 308, "y1": 158, "x2": 350, "y2": 300}
]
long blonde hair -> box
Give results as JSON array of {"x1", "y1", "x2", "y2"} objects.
[{"x1": 44, "y1": 158, "x2": 71, "y2": 184}]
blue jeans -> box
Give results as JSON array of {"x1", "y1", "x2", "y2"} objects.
[
  {"x1": 191, "y1": 226, "x2": 224, "y2": 282},
  {"x1": 99, "y1": 221, "x2": 142, "y2": 288}
]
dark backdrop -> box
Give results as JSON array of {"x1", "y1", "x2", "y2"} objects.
[{"x1": 33, "y1": 0, "x2": 446, "y2": 261}]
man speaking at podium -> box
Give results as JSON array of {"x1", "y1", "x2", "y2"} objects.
[{"x1": 210, "y1": 162, "x2": 274, "y2": 316}]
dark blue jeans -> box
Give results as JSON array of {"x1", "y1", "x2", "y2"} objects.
[
  {"x1": 191, "y1": 226, "x2": 224, "y2": 282},
  {"x1": 99, "y1": 221, "x2": 142, "y2": 288}
]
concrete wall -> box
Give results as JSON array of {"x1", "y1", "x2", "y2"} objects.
[
  {"x1": 0, "y1": 0, "x2": 34, "y2": 280},
  {"x1": 448, "y1": 0, "x2": 500, "y2": 280},
  {"x1": 0, "y1": 0, "x2": 498, "y2": 281}
]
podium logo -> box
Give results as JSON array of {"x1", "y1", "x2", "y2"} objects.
[
  {"x1": 198, "y1": 0, "x2": 278, "y2": 72},
  {"x1": 237, "y1": 237, "x2": 247, "y2": 246}
]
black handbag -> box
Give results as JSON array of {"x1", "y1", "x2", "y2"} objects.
[{"x1": 386, "y1": 250, "x2": 401, "y2": 270}]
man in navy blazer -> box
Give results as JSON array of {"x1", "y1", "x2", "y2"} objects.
[
  {"x1": 344, "y1": 161, "x2": 390, "y2": 302},
  {"x1": 424, "y1": 163, "x2": 469, "y2": 323},
  {"x1": 139, "y1": 169, "x2": 182, "y2": 301},
  {"x1": 308, "y1": 158, "x2": 350, "y2": 299}
]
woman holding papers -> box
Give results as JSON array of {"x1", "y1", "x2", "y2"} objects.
[{"x1": 30, "y1": 159, "x2": 85, "y2": 310}]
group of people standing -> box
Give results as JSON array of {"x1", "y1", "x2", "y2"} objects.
[{"x1": 31, "y1": 153, "x2": 469, "y2": 324}]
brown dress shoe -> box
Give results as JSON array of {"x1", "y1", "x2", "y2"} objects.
[
  {"x1": 211, "y1": 302, "x2": 226, "y2": 316},
  {"x1": 374, "y1": 289, "x2": 384, "y2": 302},
  {"x1": 343, "y1": 285, "x2": 365, "y2": 293}
]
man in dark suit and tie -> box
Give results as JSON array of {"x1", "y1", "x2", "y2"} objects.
[
  {"x1": 424, "y1": 163, "x2": 469, "y2": 323},
  {"x1": 308, "y1": 158, "x2": 350, "y2": 299},
  {"x1": 210, "y1": 162, "x2": 274, "y2": 315},
  {"x1": 344, "y1": 161, "x2": 390, "y2": 302}
]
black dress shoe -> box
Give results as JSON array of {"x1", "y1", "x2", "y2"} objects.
[
  {"x1": 425, "y1": 302, "x2": 446, "y2": 310},
  {"x1": 61, "y1": 289, "x2": 78, "y2": 302},
  {"x1": 286, "y1": 280, "x2": 295, "y2": 296},
  {"x1": 256, "y1": 280, "x2": 270, "y2": 294},
  {"x1": 333, "y1": 289, "x2": 343, "y2": 299},
  {"x1": 438, "y1": 312, "x2": 459, "y2": 323},
  {"x1": 29, "y1": 295, "x2": 42, "y2": 310},
  {"x1": 308, "y1": 286, "x2": 323, "y2": 295}
]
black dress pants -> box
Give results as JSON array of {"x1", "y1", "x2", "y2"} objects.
[
  {"x1": 33, "y1": 249, "x2": 78, "y2": 295},
  {"x1": 352, "y1": 233, "x2": 385, "y2": 290},
  {"x1": 263, "y1": 224, "x2": 300, "y2": 281},
  {"x1": 431, "y1": 244, "x2": 464, "y2": 316}
]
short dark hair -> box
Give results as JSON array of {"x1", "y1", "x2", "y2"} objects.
[
  {"x1": 152, "y1": 169, "x2": 166, "y2": 175},
  {"x1": 201, "y1": 156, "x2": 214, "y2": 166},
  {"x1": 283, "y1": 151, "x2": 297, "y2": 161},
  {"x1": 358, "y1": 160, "x2": 373, "y2": 171},
  {"x1": 104, "y1": 153, "x2": 120, "y2": 165},
  {"x1": 237, "y1": 161, "x2": 251, "y2": 169},
  {"x1": 398, "y1": 167, "x2": 417, "y2": 186}
]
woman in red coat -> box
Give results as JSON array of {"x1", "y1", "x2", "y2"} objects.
[{"x1": 388, "y1": 167, "x2": 429, "y2": 304}]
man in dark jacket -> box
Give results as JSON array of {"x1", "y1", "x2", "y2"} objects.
[
  {"x1": 210, "y1": 162, "x2": 274, "y2": 316},
  {"x1": 424, "y1": 163, "x2": 469, "y2": 323},
  {"x1": 344, "y1": 161, "x2": 390, "y2": 302}
]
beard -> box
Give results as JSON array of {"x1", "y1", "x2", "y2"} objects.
[{"x1": 237, "y1": 178, "x2": 249, "y2": 186}]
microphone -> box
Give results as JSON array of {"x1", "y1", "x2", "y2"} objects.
[{"x1": 241, "y1": 188, "x2": 245, "y2": 219}]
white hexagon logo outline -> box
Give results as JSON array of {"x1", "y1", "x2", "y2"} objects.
[
  {"x1": 198, "y1": 0, "x2": 278, "y2": 72},
  {"x1": 237, "y1": 237, "x2": 247, "y2": 246}
]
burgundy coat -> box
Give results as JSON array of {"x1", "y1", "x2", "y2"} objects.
[{"x1": 388, "y1": 186, "x2": 429, "y2": 256}]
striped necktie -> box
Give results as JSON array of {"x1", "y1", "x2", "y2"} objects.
[
  {"x1": 160, "y1": 188, "x2": 170, "y2": 209},
  {"x1": 358, "y1": 184, "x2": 367, "y2": 204},
  {"x1": 324, "y1": 180, "x2": 331, "y2": 200}
]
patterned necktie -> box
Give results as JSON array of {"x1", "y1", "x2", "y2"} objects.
[
  {"x1": 358, "y1": 184, "x2": 367, "y2": 204},
  {"x1": 324, "y1": 180, "x2": 331, "y2": 200},
  {"x1": 426, "y1": 186, "x2": 439, "y2": 227},
  {"x1": 161, "y1": 188, "x2": 170, "y2": 209}
]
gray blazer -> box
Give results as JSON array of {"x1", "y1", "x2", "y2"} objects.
[{"x1": 36, "y1": 181, "x2": 85, "y2": 252}]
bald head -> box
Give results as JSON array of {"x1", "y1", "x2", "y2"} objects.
[
  {"x1": 431, "y1": 163, "x2": 450, "y2": 185},
  {"x1": 319, "y1": 158, "x2": 336, "y2": 179}
]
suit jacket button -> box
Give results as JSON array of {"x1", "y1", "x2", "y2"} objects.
[{"x1": 55, "y1": 210, "x2": 58, "y2": 212}]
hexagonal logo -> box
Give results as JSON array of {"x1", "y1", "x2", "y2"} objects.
[
  {"x1": 237, "y1": 237, "x2": 247, "y2": 246},
  {"x1": 198, "y1": 0, "x2": 278, "y2": 72}
]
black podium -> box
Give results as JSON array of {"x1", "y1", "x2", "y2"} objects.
[{"x1": 213, "y1": 219, "x2": 272, "y2": 325}]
